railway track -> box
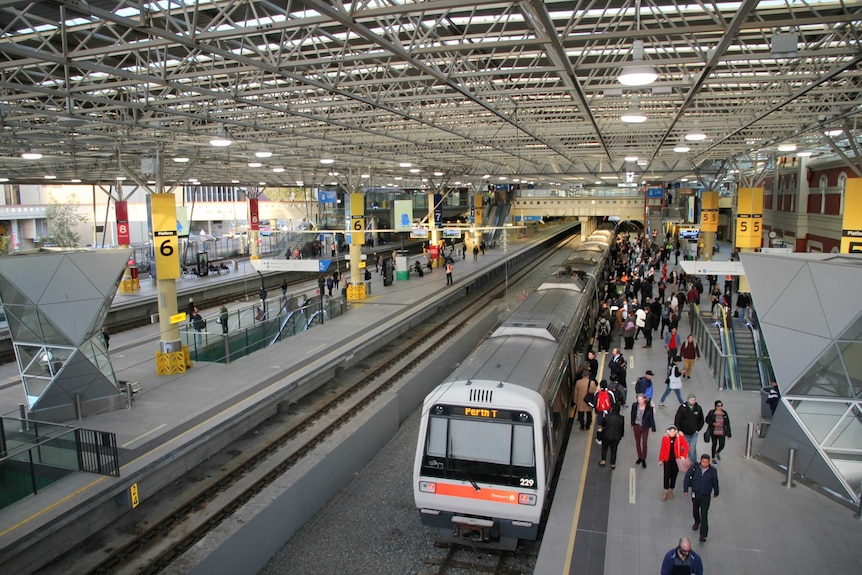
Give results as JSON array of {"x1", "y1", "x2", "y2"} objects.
[
  {"x1": 423, "y1": 543, "x2": 522, "y2": 575},
  {"x1": 38, "y1": 237, "x2": 576, "y2": 575}
]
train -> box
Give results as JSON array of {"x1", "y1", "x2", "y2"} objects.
[{"x1": 412, "y1": 226, "x2": 616, "y2": 547}]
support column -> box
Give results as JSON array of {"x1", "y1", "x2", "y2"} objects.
[
  {"x1": 347, "y1": 191, "x2": 366, "y2": 300},
  {"x1": 701, "y1": 191, "x2": 719, "y2": 261},
  {"x1": 429, "y1": 191, "x2": 441, "y2": 265},
  {"x1": 151, "y1": 193, "x2": 190, "y2": 374},
  {"x1": 249, "y1": 197, "x2": 261, "y2": 260},
  {"x1": 735, "y1": 187, "x2": 764, "y2": 293}
]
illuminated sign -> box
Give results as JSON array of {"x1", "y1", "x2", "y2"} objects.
[
  {"x1": 464, "y1": 407, "x2": 499, "y2": 418},
  {"x1": 433, "y1": 404, "x2": 533, "y2": 423}
]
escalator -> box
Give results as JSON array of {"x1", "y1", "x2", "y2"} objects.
[{"x1": 729, "y1": 322, "x2": 764, "y2": 391}]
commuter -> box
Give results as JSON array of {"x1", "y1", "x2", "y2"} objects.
[
  {"x1": 585, "y1": 349, "x2": 599, "y2": 382},
  {"x1": 609, "y1": 373, "x2": 627, "y2": 408},
  {"x1": 660, "y1": 300, "x2": 672, "y2": 337},
  {"x1": 622, "y1": 317, "x2": 636, "y2": 350},
  {"x1": 679, "y1": 334, "x2": 700, "y2": 379},
  {"x1": 675, "y1": 394, "x2": 705, "y2": 462},
  {"x1": 187, "y1": 297, "x2": 195, "y2": 324},
  {"x1": 634, "y1": 306, "x2": 647, "y2": 341},
  {"x1": 607, "y1": 349, "x2": 625, "y2": 383},
  {"x1": 596, "y1": 316, "x2": 612, "y2": 352},
  {"x1": 641, "y1": 307, "x2": 653, "y2": 348},
  {"x1": 480, "y1": 240, "x2": 485, "y2": 254},
  {"x1": 281, "y1": 278, "x2": 288, "y2": 298},
  {"x1": 705, "y1": 400, "x2": 731, "y2": 463},
  {"x1": 218, "y1": 305, "x2": 229, "y2": 334},
  {"x1": 665, "y1": 326, "x2": 681, "y2": 366},
  {"x1": 317, "y1": 275, "x2": 326, "y2": 297},
  {"x1": 631, "y1": 392, "x2": 656, "y2": 468},
  {"x1": 473, "y1": 244, "x2": 479, "y2": 261},
  {"x1": 684, "y1": 454, "x2": 720, "y2": 542},
  {"x1": 658, "y1": 356, "x2": 685, "y2": 407},
  {"x1": 574, "y1": 374, "x2": 597, "y2": 431},
  {"x1": 326, "y1": 275, "x2": 334, "y2": 297},
  {"x1": 635, "y1": 369, "x2": 654, "y2": 402},
  {"x1": 590, "y1": 380, "x2": 616, "y2": 445},
  {"x1": 445, "y1": 261, "x2": 453, "y2": 285},
  {"x1": 101, "y1": 326, "x2": 110, "y2": 350},
  {"x1": 658, "y1": 425, "x2": 689, "y2": 501},
  {"x1": 660, "y1": 537, "x2": 704, "y2": 575},
  {"x1": 766, "y1": 380, "x2": 781, "y2": 415},
  {"x1": 256, "y1": 306, "x2": 265, "y2": 322},
  {"x1": 461, "y1": 244, "x2": 466, "y2": 259},
  {"x1": 373, "y1": 252, "x2": 380, "y2": 273},
  {"x1": 599, "y1": 404, "x2": 625, "y2": 468},
  {"x1": 332, "y1": 270, "x2": 340, "y2": 290}
]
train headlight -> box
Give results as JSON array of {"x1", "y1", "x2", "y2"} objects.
[
  {"x1": 419, "y1": 481, "x2": 437, "y2": 493},
  {"x1": 518, "y1": 493, "x2": 537, "y2": 506}
]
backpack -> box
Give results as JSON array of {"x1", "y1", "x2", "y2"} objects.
[
  {"x1": 598, "y1": 318, "x2": 611, "y2": 336},
  {"x1": 595, "y1": 389, "x2": 612, "y2": 412}
]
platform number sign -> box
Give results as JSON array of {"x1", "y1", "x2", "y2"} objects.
[
  {"x1": 701, "y1": 191, "x2": 719, "y2": 233},
  {"x1": 151, "y1": 194, "x2": 180, "y2": 279},
  {"x1": 735, "y1": 187, "x2": 763, "y2": 249},
  {"x1": 841, "y1": 178, "x2": 862, "y2": 254},
  {"x1": 130, "y1": 483, "x2": 140, "y2": 509},
  {"x1": 349, "y1": 193, "x2": 365, "y2": 246}
]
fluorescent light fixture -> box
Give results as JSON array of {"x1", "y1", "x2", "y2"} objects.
[
  {"x1": 319, "y1": 158, "x2": 335, "y2": 164},
  {"x1": 825, "y1": 129, "x2": 843, "y2": 137},
  {"x1": 637, "y1": 159, "x2": 648, "y2": 166},
  {"x1": 0, "y1": 177, "x2": 9, "y2": 182},
  {"x1": 498, "y1": 176, "x2": 507, "y2": 180},
  {"x1": 624, "y1": 156, "x2": 639, "y2": 162},
  {"x1": 21, "y1": 150, "x2": 42, "y2": 160},
  {"x1": 685, "y1": 121, "x2": 707, "y2": 141},
  {"x1": 116, "y1": 176, "x2": 127, "y2": 181},
  {"x1": 255, "y1": 149, "x2": 273, "y2": 158},
  {"x1": 44, "y1": 174, "x2": 56, "y2": 179},
  {"x1": 399, "y1": 162, "x2": 412, "y2": 168},
  {"x1": 409, "y1": 168, "x2": 420, "y2": 173},
  {"x1": 272, "y1": 167, "x2": 284, "y2": 172},
  {"x1": 777, "y1": 143, "x2": 797, "y2": 152},
  {"x1": 360, "y1": 173, "x2": 370, "y2": 178},
  {"x1": 231, "y1": 179, "x2": 240, "y2": 183},
  {"x1": 71, "y1": 178, "x2": 81, "y2": 183},
  {"x1": 173, "y1": 155, "x2": 190, "y2": 163},
  {"x1": 433, "y1": 171, "x2": 444, "y2": 176},
  {"x1": 618, "y1": 40, "x2": 658, "y2": 87},
  {"x1": 796, "y1": 151, "x2": 813, "y2": 157},
  {"x1": 674, "y1": 142, "x2": 691, "y2": 153},
  {"x1": 248, "y1": 162, "x2": 262, "y2": 168}
]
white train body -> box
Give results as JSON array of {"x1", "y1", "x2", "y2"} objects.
[{"x1": 413, "y1": 227, "x2": 614, "y2": 545}]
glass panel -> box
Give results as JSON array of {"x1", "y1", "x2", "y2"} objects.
[
  {"x1": 7, "y1": 305, "x2": 42, "y2": 342},
  {"x1": 512, "y1": 425, "x2": 535, "y2": 467},
  {"x1": 825, "y1": 404, "x2": 862, "y2": 452},
  {"x1": 426, "y1": 416, "x2": 447, "y2": 458},
  {"x1": 838, "y1": 313, "x2": 862, "y2": 341},
  {"x1": 37, "y1": 310, "x2": 72, "y2": 345},
  {"x1": 794, "y1": 400, "x2": 846, "y2": 444},
  {"x1": 788, "y1": 344, "x2": 848, "y2": 397},
  {"x1": 22, "y1": 374, "x2": 51, "y2": 398},
  {"x1": 837, "y1": 341, "x2": 862, "y2": 399},
  {"x1": 449, "y1": 419, "x2": 510, "y2": 465}
]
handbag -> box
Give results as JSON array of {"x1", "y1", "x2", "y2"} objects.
[
  {"x1": 676, "y1": 456, "x2": 692, "y2": 474},
  {"x1": 703, "y1": 430, "x2": 711, "y2": 443}
]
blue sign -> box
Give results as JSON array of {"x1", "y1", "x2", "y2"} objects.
[
  {"x1": 434, "y1": 193, "x2": 443, "y2": 228},
  {"x1": 318, "y1": 259, "x2": 331, "y2": 272},
  {"x1": 469, "y1": 194, "x2": 475, "y2": 224},
  {"x1": 319, "y1": 190, "x2": 337, "y2": 204},
  {"x1": 647, "y1": 187, "x2": 664, "y2": 198},
  {"x1": 514, "y1": 215, "x2": 543, "y2": 222}
]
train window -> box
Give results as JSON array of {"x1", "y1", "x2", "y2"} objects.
[
  {"x1": 426, "y1": 417, "x2": 447, "y2": 457},
  {"x1": 512, "y1": 425, "x2": 534, "y2": 467},
  {"x1": 449, "y1": 419, "x2": 510, "y2": 464}
]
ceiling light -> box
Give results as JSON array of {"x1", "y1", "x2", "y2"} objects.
[
  {"x1": 674, "y1": 141, "x2": 691, "y2": 153},
  {"x1": 320, "y1": 158, "x2": 334, "y2": 164},
  {"x1": 0, "y1": 177, "x2": 9, "y2": 182},
  {"x1": 399, "y1": 162, "x2": 412, "y2": 168},
  {"x1": 624, "y1": 156, "x2": 639, "y2": 162},
  {"x1": 21, "y1": 150, "x2": 42, "y2": 160},
  {"x1": 483, "y1": 174, "x2": 491, "y2": 179},
  {"x1": 796, "y1": 151, "x2": 813, "y2": 157},
  {"x1": 777, "y1": 143, "x2": 797, "y2": 152},
  {"x1": 272, "y1": 167, "x2": 284, "y2": 173},
  {"x1": 296, "y1": 180, "x2": 304, "y2": 186},
  {"x1": 71, "y1": 178, "x2": 81, "y2": 183},
  {"x1": 44, "y1": 174, "x2": 56, "y2": 179},
  {"x1": 685, "y1": 121, "x2": 707, "y2": 141},
  {"x1": 248, "y1": 162, "x2": 262, "y2": 168},
  {"x1": 231, "y1": 179, "x2": 240, "y2": 184},
  {"x1": 620, "y1": 100, "x2": 648, "y2": 123},
  {"x1": 255, "y1": 149, "x2": 273, "y2": 158},
  {"x1": 637, "y1": 159, "x2": 649, "y2": 166},
  {"x1": 825, "y1": 129, "x2": 843, "y2": 137},
  {"x1": 618, "y1": 40, "x2": 658, "y2": 87},
  {"x1": 434, "y1": 171, "x2": 444, "y2": 176},
  {"x1": 409, "y1": 168, "x2": 420, "y2": 173},
  {"x1": 360, "y1": 173, "x2": 370, "y2": 179},
  {"x1": 209, "y1": 129, "x2": 233, "y2": 147},
  {"x1": 173, "y1": 155, "x2": 190, "y2": 163}
]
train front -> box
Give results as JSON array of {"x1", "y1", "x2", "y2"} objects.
[{"x1": 413, "y1": 380, "x2": 547, "y2": 546}]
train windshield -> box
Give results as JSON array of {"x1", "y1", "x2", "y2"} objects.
[{"x1": 421, "y1": 413, "x2": 537, "y2": 489}]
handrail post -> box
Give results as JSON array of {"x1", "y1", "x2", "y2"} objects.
[
  {"x1": 782, "y1": 447, "x2": 797, "y2": 488},
  {"x1": 19, "y1": 403, "x2": 28, "y2": 432},
  {"x1": 855, "y1": 484, "x2": 862, "y2": 521},
  {"x1": 744, "y1": 422, "x2": 754, "y2": 459}
]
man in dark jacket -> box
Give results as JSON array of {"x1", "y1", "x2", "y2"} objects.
[
  {"x1": 684, "y1": 454, "x2": 720, "y2": 542},
  {"x1": 674, "y1": 394, "x2": 705, "y2": 462},
  {"x1": 598, "y1": 404, "x2": 625, "y2": 469},
  {"x1": 635, "y1": 370, "x2": 655, "y2": 401},
  {"x1": 661, "y1": 537, "x2": 704, "y2": 575}
]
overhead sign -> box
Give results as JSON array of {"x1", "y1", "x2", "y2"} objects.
[
  {"x1": 249, "y1": 198, "x2": 260, "y2": 231},
  {"x1": 646, "y1": 187, "x2": 664, "y2": 199},
  {"x1": 116, "y1": 201, "x2": 130, "y2": 246},
  {"x1": 442, "y1": 228, "x2": 461, "y2": 238},
  {"x1": 411, "y1": 226, "x2": 429, "y2": 239},
  {"x1": 394, "y1": 199, "x2": 413, "y2": 231},
  {"x1": 679, "y1": 261, "x2": 746, "y2": 276},
  {"x1": 345, "y1": 192, "x2": 365, "y2": 246},
  {"x1": 319, "y1": 190, "x2": 337, "y2": 204},
  {"x1": 841, "y1": 178, "x2": 862, "y2": 253},
  {"x1": 735, "y1": 187, "x2": 763, "y2": 249},
  {"x1": 251, "y1": 259, "x2": 332, "y2": 273},
  {"x1": 434, "y1": 193, "x2": 443, "y2": 229}
]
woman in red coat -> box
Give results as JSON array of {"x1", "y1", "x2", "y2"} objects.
[{"x1": 658, "y1": 425, "x2": 689, "y2": 501}]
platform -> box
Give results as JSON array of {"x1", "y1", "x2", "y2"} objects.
[
  {"x1": 0, "y1": 226, "x2": 566, "y2": 575},
  {"x1": 535, "y1": 242, "x2": 862, "y2": 574}
]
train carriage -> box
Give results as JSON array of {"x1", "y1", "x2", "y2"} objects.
[{"x1": 413, "y1": 226, "x2": 615, "y2": 547}]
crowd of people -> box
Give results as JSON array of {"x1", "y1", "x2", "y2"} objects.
[{"x1": 574, "y1": 229, "x2": 744, "y2": 571}]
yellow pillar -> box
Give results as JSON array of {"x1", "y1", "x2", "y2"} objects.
[
  {"x1": 841, "y1": 178, "x2": 862, "y2": 253},
  {"x1": 347, "y1": 192, "x2": 367, "y2": 300},
  {"x1": 701, "y1": 191, "x2": 719, "y2": 261}
]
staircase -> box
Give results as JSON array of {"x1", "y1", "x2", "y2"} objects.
[{"x1": 731, "y1": 323, "x2": 764, "y2": 391}]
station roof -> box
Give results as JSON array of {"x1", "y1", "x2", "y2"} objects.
[{"x1": 0, "y1": 1, "x2": 860, "y2": 190}]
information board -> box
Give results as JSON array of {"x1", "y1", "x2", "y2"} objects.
[
  {"x1": 735, "y1": 187, "x2": 763, "y2": 249},
  {"x1": 841, "y1": 178, "x2": 862, "y2": 253},
  {"x1": 701, "y1": 191, "x2": 719, "y2": 232},
  {"x1": 151, "y1": 194, "x2": 180, "y2": 279}
]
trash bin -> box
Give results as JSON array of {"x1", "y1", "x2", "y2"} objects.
[{"x1": 760, "y1": 387, "x2": 773, "y2": 418}]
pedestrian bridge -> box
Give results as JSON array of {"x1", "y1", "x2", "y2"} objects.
[{"x1": 511, "y1": 192, "x2": 646, "y2": 223}]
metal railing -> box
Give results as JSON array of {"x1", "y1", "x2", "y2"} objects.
[
  {"x1": 0, "y1": 417, "x2": 119, "y2": 511},
  {"x1": 181, "y1": 292, "x2": 348, "y2": 364}
]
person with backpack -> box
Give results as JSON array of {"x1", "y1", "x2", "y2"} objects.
[
  {"x1": 596, "y1": 316, "x2": 612, "y2": 352},
  {"x1": 598, "y1": 404, "x2": 625, "y2": 468},
  {"x1": 635, "y1": 369, "x2": 655, "y2": 402},
  {"x1": 590, "y1": 380, "x2": 616, "y2": 445}
]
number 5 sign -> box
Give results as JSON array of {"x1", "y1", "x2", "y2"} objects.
[{"x1": 151, "y1": 194, "x2": 180, "y2": 279}]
